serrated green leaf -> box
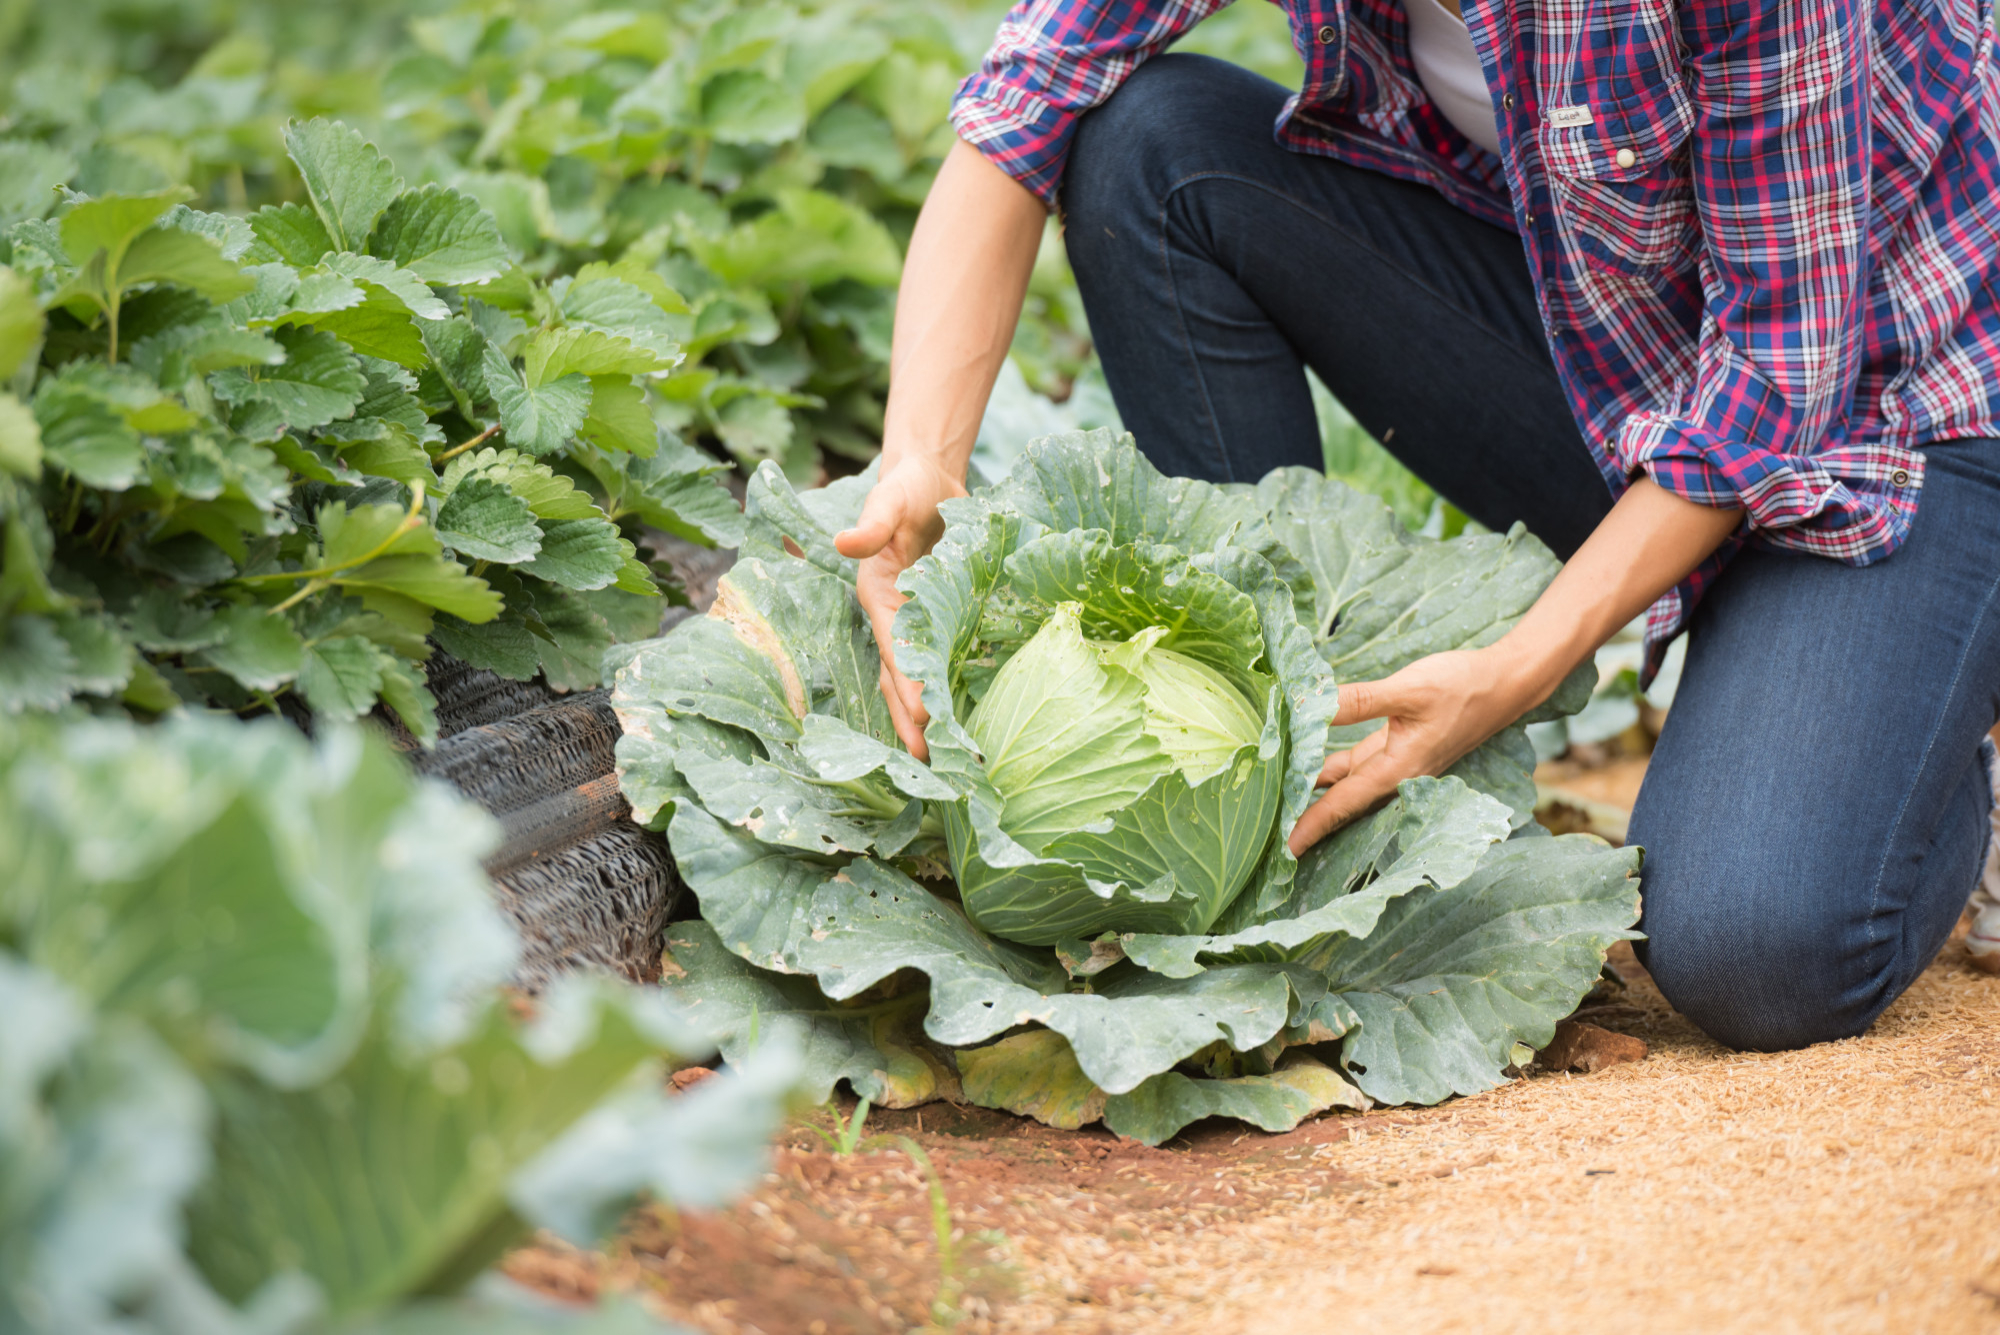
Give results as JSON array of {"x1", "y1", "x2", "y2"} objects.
[
  {"x1": 441, "y1": 447, "x2": 597, "y2": 521},
  {"x1": 336, "y1": 554, "x2": 502, "y2": 623},
  {"x1": 246, "y1": 201, "x2": 335, "y2": 266},
  {"x1": 431, "y1": 609, "x2": 540, "y2": 680},
  {"x1": 0, "y1": 266, "x2": 45, "y2": 382},
  {"x1": 367, "y1": 183, "x2": 508, "y2": 286},
  {"x1": 322, "y1": 252, "x2": 450, "y2": 321},
  {"x1": 299, "y1": 633, "x2": 386, "y2": 719},
  {"x1": 688, "y1": 189, "x2": 900, "y2": 291},
  {"x1": 481, "y1": 344, "x2": 590, "y2": 455},
  {"x1": 114, "y1": 226, "x2": 254, "y2": 304},
  {"x1": 56, "y1": 189, "x2": 188, "y2": 271},
  {"x1": 198, "y1": 605, "x2": 305, "y2": 690},
  {"x1": 560, "y1": 273, "x2": 682, "y2": 363},
  {"x1": 0, "y1": 141, "x2": 76, "y2": 225},
  {"x1": 210, "y1": 326, "x2": 366, "y2": 431},
  {"x1": 523, "y1": 579, "x2": 615, "y2": 689},
  {"x1": 436, "y1": 477, "x2": 543, "y2": 563},
  {"x1": 33, "y1": 384, "x2": 145, "y2": 489},
  {"x1": 578, "y1": 375, "x2": 657, "y2": 456},
  {"x1": 702, "y1": 70, "x2": 808, "y2": 145},
  {"x1": 0, "y1": 393, "x2": 42, "y2": 478},
  {"x1": 0, "y1": 614, "x2": 79, "y2": 712},
  {"x1": 376, "y1": 653, "x2": 439, "y2": 746},
  {"x1": 525, "y1": 326, "x2": 675, "y2": 383},
  {"x1": 285, "y1": 118, "x2": 403, "y2": 253},
  {"x1": 579, "y1": 437, "x2": 743, "y2": 546}
]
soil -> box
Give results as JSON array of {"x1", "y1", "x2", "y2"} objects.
[{"x1": 504, "y1": 755, "x2": 2000, "y2": 1335}]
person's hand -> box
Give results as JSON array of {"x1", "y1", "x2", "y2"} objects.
[
  {"x1": 833, "y1": 456, "x2": 968, "y2": 760},
  {"x1": 1287, "y1": 647, "x2": 1535, "y2": 856}
]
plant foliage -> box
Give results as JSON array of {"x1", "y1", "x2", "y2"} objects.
[
  {"x1": 613, "y1": 429, "x2": 1641, "y2": 1146},
  {"x1": 0, "y1": 711, "x2": 797, "y2": 1334},
  {"x1": 0, "y1": 117, "x2": 745, "y2": 735}
]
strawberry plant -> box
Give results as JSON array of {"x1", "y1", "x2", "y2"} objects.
[{"x1": 0, "y1": 118, "x2": 742, "y2": 735}]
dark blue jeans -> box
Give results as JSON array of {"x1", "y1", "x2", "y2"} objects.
[{"x1": 1063, "y1": 52, "x2": 2000, "y2": 1050}]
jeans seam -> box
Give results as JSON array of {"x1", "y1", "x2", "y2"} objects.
[
  {"x1": 1156, "y1": 179, "x2": 1242, "y2": 483},
  {"x1": 1155, "y1": 168, "x2": 1562, "y2": 384},
  {"x1": 1859, "y1": 545, "x2": 2000, "y2": 1007}
]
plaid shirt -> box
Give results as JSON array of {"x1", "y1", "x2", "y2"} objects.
[{"x1": 951, "y1": 0, "x2": 2000, "y2": 672}]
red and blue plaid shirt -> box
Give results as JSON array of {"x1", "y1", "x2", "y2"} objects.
[{"x1": 950, "y1": 0, "x2": 2000, "y2": 670}]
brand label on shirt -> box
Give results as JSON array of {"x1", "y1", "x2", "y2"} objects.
[{"x1": 1548, "y1": 105, "x2": 1594, "y2": 128}]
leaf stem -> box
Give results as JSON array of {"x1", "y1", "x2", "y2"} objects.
[
  {"x1": 241, "y1": 482, "x2": 429, "y2": 598},
  {"x1": 435, "y1": 423, "x2": 501, "y2": 464}
]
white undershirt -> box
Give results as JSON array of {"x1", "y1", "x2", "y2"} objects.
[{"x1": 1404, "y1": 0, "x2": 1503, "y2": 156}]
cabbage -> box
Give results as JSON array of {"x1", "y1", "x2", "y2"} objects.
[{"x1": 613, "y1": 430, "x2": 1641, "y2": 1145}]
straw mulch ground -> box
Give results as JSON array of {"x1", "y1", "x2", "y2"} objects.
[{"x1": 508, "y1": 799, "x2": 2000, "y2": 1334}]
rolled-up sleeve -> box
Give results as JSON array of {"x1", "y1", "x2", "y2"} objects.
[
  {"x1": 1610, "y1": 0, "x2": 1923, "y2": 559},
  {"x1": 950, "y1": 0, "x2": 1233, "y2": 207}
]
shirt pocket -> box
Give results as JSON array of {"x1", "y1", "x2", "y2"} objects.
[{"x1": 1537, "y1": 78, "x2": 1699, "y2": 273}]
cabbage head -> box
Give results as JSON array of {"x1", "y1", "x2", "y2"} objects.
[{"x1": 613, "y1": 429, "x2": 1642, "y2": 1146}]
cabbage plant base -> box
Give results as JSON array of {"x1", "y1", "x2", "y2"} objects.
[{"x1": 616, "y1": 430, "x2": 1642, "y2": 1146}]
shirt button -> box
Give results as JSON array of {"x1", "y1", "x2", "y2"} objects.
[
  {"x1": 1316, "y1": 23, "x2": 1336, "y2": 42},
  {"x1": 1503, "y1": 93, "x2": 1514, "y2": 109},
  {"x1": 1525, "y1": 210, "x2": 1534, "y2": 225},
  {"x1": 1615, "y1": 147, "x2": 1637, "y2": 169},
  {"x1": 1891, "y1": 467, "x2": 1912, "y2": 486}
]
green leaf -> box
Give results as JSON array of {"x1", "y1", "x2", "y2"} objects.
[
  {"x1": 376, "y1": 654, "x2": 440, "y2": 746},
  {"x1": 0, "y1": 265, "x2": 45, "y2": 381},
  {"x1": 578, "y1": 438, "x2": 744, "y2": 546},
  {"x1": 658, "y1": 921, "x2": 963, "y2": 1109},
  {"x1": 335, "y1": 552, "x2": 504, "y2": 624},
  {"x1": 578, "y1": 375, "x2": 659, "y2": 456},
  {"x1": 688, "y1": 189, "x2": 900, "y2": 291},
  {"x1": 113, "y1": 226, "x2": 255, "y2": 304},
  {"x1": 481, "y1": 344, "x2": 590, "y2": 455},
  {"x1": 0, "y1": 393, "x2": 42, "y2": 479},
  {"x1": 702, "y1": 70, "x2": 808, "y2": 145},
  {"x1": 0, "y1": 141, "x2": 76, "y2": 224},
  {"x1": 246, "y1": 201, "x2": 335, "y2": 266},
  {"x1": 299, "y1": 633, "x2": 387, "y2": 719},
  {"x1": 1120, "y1": 777, "x2": 1514, "y2": 978},
  {"x1": 521, "y1": 580, "x2": 614, "y2": 689},
  {"x1": 198, "y1": 605, "x2": 305, "y2": 690},
  {"x1": 524, "y1": 326, "x2": 676, "y2": 382},
  {"x1": 56, "y1": 189, "x2": 187, "y2": 272},
  {"x1": 1101, "y1": 1055, "x2": 1366, "y2": 1145},
  {"x1": 521, "y1": 517, "x2": 630, "y2": 592},
  {"x1": 367, "y1": 184, "x2": 508, "y2": 286},
  {"x1": 1326, "y1": 837, "x2": 1643, "y2": 1105},
  {"x1": 441, "y1": 447, "x2": 598, "y2": 521},
  {"x1": 33, "y1": 383, "x2": 144, "y2": 489},
  {"x1": 436, "y1": 477, "x2": 543, "y2": 564},
  {"x1": 210, "y1": 326, "x2": 366, "y2": 432},
  {"x1": 285, "y1": 118, "x2": 404, "y2": 253},
  {"x1": 321, "y1": 252, "x2": 450, "y2": 321},
  {"x1": 0, "y1": 615, "x2": 79, "y2": 712}
]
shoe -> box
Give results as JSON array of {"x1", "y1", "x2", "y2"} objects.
[{"x1": 1973, "y1": 742, "x2": 2000, "y2": 976}]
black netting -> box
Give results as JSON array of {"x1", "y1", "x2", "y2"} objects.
[
  {"x1": 490, "y1": 822, "x2": 681, "y2": 993},
  {"x1": 402, "y1": 529, "x2": 737, "y2": 991}
]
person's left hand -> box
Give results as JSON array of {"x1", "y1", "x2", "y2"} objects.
[{"x1": 1287, "y1": 647, "x2": 1533, "y2": 856}]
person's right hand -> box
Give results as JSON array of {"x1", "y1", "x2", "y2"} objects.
[{"x1": 833, "y1": 455, "x2": 968, "y2": 760}]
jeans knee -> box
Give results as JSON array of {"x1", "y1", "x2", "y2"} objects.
[
  {"x1": 1640, "y1": 929, "x2": 1869, "y2": 1052},
  {"x1": 1064, "y1": 54, "x2": 1262, "y2": 225}
]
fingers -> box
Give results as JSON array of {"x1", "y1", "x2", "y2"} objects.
[
  {"x1": 1328, "y1": 677, "x2": 1418, "y2": 729},
  {"x1": 881, "y1": 663, "x2": 930, "y2": 761},
  {"x1": 834, "y1": 483, "x2": 906, "y2": 560},
  {"x1": 1288, "y1": 752, "x2": 1405, "y2": 857},
  {"x1": 1314, "y1": 725, "x2": 1390, "y2": 787}
]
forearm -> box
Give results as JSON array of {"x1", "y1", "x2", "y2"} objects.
[
  {"x1": 879, "y1": 139, "x2": 1046, "y2": 482},
  {"x1": 1485, "y1": 479, "x2": 1743, "y2": 706}
]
